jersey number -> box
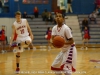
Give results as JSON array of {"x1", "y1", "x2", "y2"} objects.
[{"x1": 20, "y1": 29, "x2": 24, "y2": 34}]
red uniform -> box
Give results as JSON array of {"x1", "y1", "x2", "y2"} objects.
[
  {"x1": 84, "y1": 29, "x2": 90, "y2": 39},
  {"x1": 0, "y1": 29, "x2": 6, "y2": 41},
  {"x1": 46, "y1": 30, "x2": 52, "y2": 40}
]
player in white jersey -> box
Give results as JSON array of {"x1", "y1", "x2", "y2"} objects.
[
  {"x1": 51, "y1": 13, "x2": 77, "y2": 75},
  {"x1": 10, "y1": 11, "x2": 33, "y2": 73}
]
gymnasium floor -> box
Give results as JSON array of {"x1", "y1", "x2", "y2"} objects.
[{"x1": 0, "y1": 47, "x2": 100, "y2": 75}]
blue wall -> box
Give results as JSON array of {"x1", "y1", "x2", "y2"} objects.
[
  {"x1": 0, "y1": 0, "x2": 95, "y2": 17},
  {"x1": 13, "y1": 0, "x2": 52, "y2": 15},
  {"x1": 72, "y1": 0, "x2": 95, "y2": 14},
  {"x1": 0, "y1": 0, "x2": 52, "y2": 17}
]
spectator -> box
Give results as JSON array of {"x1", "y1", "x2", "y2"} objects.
[
  {"x1": 22, "y1": 12, "x2": 33, "y2": 19},
  {"x1": 94, "y1": 8, "x2": 100, "y2": 15},
  {"x1": 82, "y1": 18, "x2": 89, "y2": 31},
  {"x1": 46, "y1": 12, "x2": 53, "y2": 25},
  {"x1": 33, "y1": 6, "x2": 39, "y2": 18},
  {"x1": 94, "y1": 0, "x2": 100, "y2": 9},
  {"x1": 89, "y1": 12, "x2": 97, "y2": 24},
  {"x1": 42, "y1": 9, "x2": 49, "y2": 21},
  {"x1": 66, "y1": 0, "x2": 73, "y2": 13},
  {"x1": 0, "y1": 0, "x2": 2, "y2": 13},
  {"x1": 0, "y1": 26, "x2": 7, "y2": 53},
  {"x1": 81, "y1": 26, "x2": 90, "y2": 50},
  {"x1": 45, "y1": 27, "x2": 52, "y2": 50}
]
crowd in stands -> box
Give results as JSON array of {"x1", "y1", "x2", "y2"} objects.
[{"x1": 81, "y1": 0, "x2": 100, "y2": 32}]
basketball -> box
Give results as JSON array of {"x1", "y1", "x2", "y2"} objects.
[{"x1": 53, "y1": 36, "x2": 65, "y2": 48}]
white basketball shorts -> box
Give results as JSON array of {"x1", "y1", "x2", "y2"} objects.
[{"x1": 14, "y1": 36, "x2": 32, "y2": 53}]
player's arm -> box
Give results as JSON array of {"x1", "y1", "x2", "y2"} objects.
[
  {"x1": 26, "y1": 20, "x2": 34, "y2": 40},
  {"x1": 65, "y1": 38, "x2": 74, "y2": 45},
  {"x1": 51, "y1": 26, "x2": 57, "y2": 46},
  {"x1": 65, "y1": 28, "x2": 74, "y2": 45},
  {"x1": 10, "y1": 25, "x2": 15, "y2": 45},
  {"x1": 51, "y1": 26, "x2": 56, "y2": 41}
]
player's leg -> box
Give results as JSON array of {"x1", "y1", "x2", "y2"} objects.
[
  {"x1": 18, "y1": 36, "x2": 31, "y2": 47},
  {"x1": 16, "y1": 52, "x2": 20, "y2": 73},
  {"x1": 85, "y1": 39, "x2": 89, "y2": 50},
  {"x1": 63, "y1": 64, "x2": 72, "y2": 75},
  {"x1": 47, "y1": 40, "x2": 51, "y2": 50},
  {"x1": 20, "y1": 40, "x2": 31, "y2": 46},
  {"x1": 1, "y1": 40, "x2": 6, "y2": 53},
  {"x1": 81, "y1": 38, "x2": 85, "y2": 50},
  {"x1": 3, "y1": 40, "x2": 6, "y2": 52}
]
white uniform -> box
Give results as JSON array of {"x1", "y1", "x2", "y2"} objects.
[
  {"x1": 51, "y1": 24, "x2": 77, "y2": 75},
  {"x1": 13, "y1": 19, "x2": 31, "y2": 53}
]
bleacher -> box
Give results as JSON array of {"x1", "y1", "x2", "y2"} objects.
[
  {"x1": 65, "y1": 15, "x2": 82, "y2": 44},
  {"x1": 27, "y1": 16, "x2": 54, "y2": 45}
]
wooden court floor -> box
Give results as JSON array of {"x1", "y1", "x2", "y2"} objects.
[{"x1": 0, "y1": 47, "x2": 100, "y2": 75}]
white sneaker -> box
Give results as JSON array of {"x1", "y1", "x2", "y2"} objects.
[{"x1": 1, "y1": 50, "x2": 5, "y2": 54}]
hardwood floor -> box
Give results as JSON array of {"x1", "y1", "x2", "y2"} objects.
[{"x1": 0, "y1": 47, "x2": 100, "y2": 75}]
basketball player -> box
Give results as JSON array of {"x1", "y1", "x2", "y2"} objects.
[
  {"x1": 51, "y1": 13, "x2": 77, "y2": 75},
  {"x1": 10, "y1": 11, "x2": 33, "y2": 73}
]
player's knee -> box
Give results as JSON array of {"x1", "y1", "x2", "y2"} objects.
[
  {"x1": 17, "y1": 52, "x2": 20, "y2": 55},
  {"x1": 16, "y1": 55, "x2": 20, "y2": 58},
  {"x1": 25, "y1": 40, "x2": 31, "y2": 45}
]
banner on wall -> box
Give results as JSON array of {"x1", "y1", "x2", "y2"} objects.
[
  {"x1": 14, "y1": 0, "x2": 19, "y2": 2},
  {"x1": 22, "y1": 0, "x2": 48, "y2": 4},
  {"x1": 4, "y1": 0, "x2": 8, "y2": 3}
]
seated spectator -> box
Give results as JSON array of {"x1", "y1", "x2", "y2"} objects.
[
  {"x1": 94, "y1": 0, "x2": 100, "y2": 9},
  {"x1": 46, "y1": 12, "x2": 53, "y2": 25},
  {"x1": 33, "y1": 6, "x2": 39, "y2": 18},
  {"x1": 42, "y1": 9, "x2": 49, "y2": 21},
  {"x1": 89, "y1": 12, "x2": 97, "y2": 24},
  {"x1": 82, "y1": 18, "x2": 89, "y2": 31},
  {"x1": 22, "y1": 12, "x2": 33, "y2": 19}
]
